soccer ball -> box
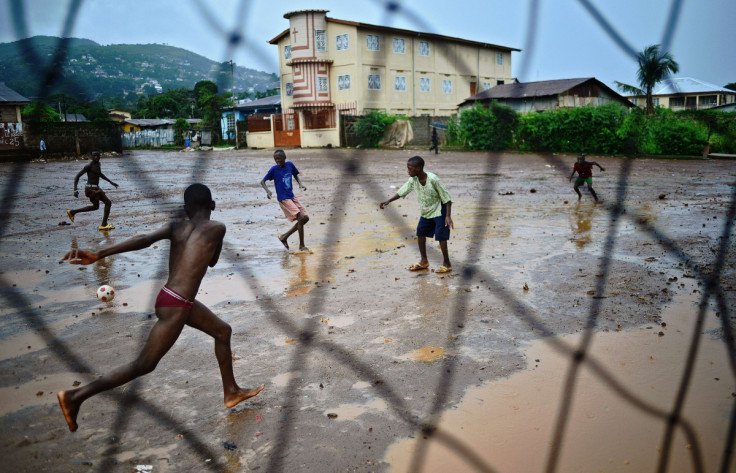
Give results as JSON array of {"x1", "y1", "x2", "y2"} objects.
[{"x1": 97, "y1": 285, "x2": 115, "y2": 302}]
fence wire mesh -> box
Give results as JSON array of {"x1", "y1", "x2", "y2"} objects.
[{"x1": 1, "y1": 1, "x2": 734, "y2": 472}]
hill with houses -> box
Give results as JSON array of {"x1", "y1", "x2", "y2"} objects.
[{"x1": 0, "y1": 36, "x2": 278, "y2": 102}]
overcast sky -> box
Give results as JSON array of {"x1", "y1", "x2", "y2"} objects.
[{"x1": 2, "y1": 0, "x2": 734, "y2": 91}]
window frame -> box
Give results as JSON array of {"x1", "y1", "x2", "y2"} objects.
[
  {"x1": 366, "y1": 34, "x2": 380, "y2": 51},
  {"x1": 393, "y1": 37, "x2": 406, "y2": 54},
  {"x1": 315, "y1": 29, "x2": 327, "y2": 52},
  {"x1": 337, "y1": 74, "x2": 351, "y2": 90},
  {"x1": 442, "y1": 79, "x2": 453, "y2": 95},
  {"x1": 419, "y1": 77, "x2": 431, "y2": 92},
  {"x1": 394, "y1": 76, "x2": 407, "y2": 92},
  {"x1": 336, "y1": 33, "x2": 349, "y2": 51},
  {"x1": 418, "y1": 41, "x2": 430, "y2": 57},
  {"x1": 368, "y1": 74, "x2": 382, "y2": 90}
]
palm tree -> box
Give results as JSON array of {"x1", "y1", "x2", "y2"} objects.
[{"x1": 615, "y1": 44, "x2": 679, "y2": 116}]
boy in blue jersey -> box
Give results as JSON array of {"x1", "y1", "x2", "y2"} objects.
[
  {"x1": 260, "y1": 149, "x2": 310, "y2": 252},
  {"x1": 379, "y1": 155, "x2": 454, "y2": 273}
]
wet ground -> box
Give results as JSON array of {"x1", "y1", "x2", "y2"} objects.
[{"x1": 0, "y1": 148, "x2": 734, "y2": 472}]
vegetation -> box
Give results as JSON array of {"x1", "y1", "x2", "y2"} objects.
[
  {"x1": 615, "y1": 44, "x2": 679, "y2": 116},
  {"x1": 0, "y1": 35, "x2": 279, "y2": 109},
  {"x1": 21, "y1": 101, "x2": 61, "y2": 122},
  {"x1": 173, "y1": 118, "x2": 189, "y2": 145},
  {"x1": 517, "y1": 103, "x2": 629, "y2": 154},
  {"x1": 355, "y1": 110, "x2": 397, "y2": 148},
  {"x1": 458, "y1": 103, "x2": 517, "y2": 151}
]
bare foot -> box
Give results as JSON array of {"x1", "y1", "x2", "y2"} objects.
[
  {"x1": 278, "y1": 235, "x2": 289, "y2": 249},
  {"x1": 57, "y1": 391, "x2": 79, "y2": 432},
  {"x1": 225, "y1": 384, "x2": 265, "y2": 408},
  {"x1": 298, "y1": 246, "x2": 312, "y2": 253}
]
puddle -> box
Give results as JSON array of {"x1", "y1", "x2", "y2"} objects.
[
  {"x1": 0, "y1": 372, "x2": 95, "y2": 416},
  {"x1": 385, "y1": 287, "x2": 733, "y2": 472},
  {"x1": 323, "y1": 398, "x2": 389, "y2": 421},
  {"x1": 401, "y1": 346, "x2": 446, "y2": 363},
  {"x1": 270, "y1": 371, "x2": 302, "y2": 387},
  {"x1": 286, "y1": 285, "x2": 313, "y2": 297}
]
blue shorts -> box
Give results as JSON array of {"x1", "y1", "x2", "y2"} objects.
[{"x1": 416, "y1": 203, "x2": 450, "y2": 241}]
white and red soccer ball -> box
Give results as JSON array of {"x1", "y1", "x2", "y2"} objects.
[{"x1": 96, "y1": 284, "x2": 115, "y2": 302}]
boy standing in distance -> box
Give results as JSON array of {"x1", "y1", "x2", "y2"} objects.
[
  {"x1": 379, "y1": 155, "x2": 454, "y2": 274},
  {"x1": 67, "y1": 151, "x2": 119, "y2": 230},
  {"x1": 569, "y1": 152, "x2": 605, "y2": 202},
  {"x1": 260, "y1": 149, "x2": 310, "y2": 252},
  {"x1": 57, "y1": 183, "x2": 264, "y2": 432}
]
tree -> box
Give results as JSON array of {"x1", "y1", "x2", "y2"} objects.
[
  {"x1": 615, "y1": 44, "x2": 679, "y2": 116},
  {"x1": 725, "y1": 82, "x2": 736, "y2": 92},
  {"x1": 173, "y1": 118, "x2": 189, "y2": 146},
  {"x1": 22, "y1": 101, "x2": 61, "y2": 122},
  {"x1": 194, "y1": 80, "x2": 218, "y2": 106}
]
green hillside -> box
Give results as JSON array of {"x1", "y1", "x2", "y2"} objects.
[{"x1": 0, "y1": 35, "x2": 278, "y2": 101}]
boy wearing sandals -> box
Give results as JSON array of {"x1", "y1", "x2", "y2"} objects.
[{"x1": 379, "y1": 155, "x2": 453, "y2": 273}]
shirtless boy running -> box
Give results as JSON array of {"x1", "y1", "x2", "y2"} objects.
[
  {"x1": 57, "y1": 183, "x2": 264, "y2": 432},
  {"x1": 67, "y1": 151, "x2": 119, "y2": 230}
]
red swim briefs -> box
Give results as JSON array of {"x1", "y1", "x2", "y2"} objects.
[{"x1": 155, "y1": 285, "x2": 194, "y2": 310}]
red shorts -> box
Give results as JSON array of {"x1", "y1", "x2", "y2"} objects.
[
  {"x1": 155, "y1": 286, "x2": 194, "y2": 310},
  {"x1": 278, "y1": 196, "x2": 307, "y2": 222}
]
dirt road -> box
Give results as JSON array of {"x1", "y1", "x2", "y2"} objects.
[{"x1": 1, "y1": 149, "x2": 734, "y2": 472}]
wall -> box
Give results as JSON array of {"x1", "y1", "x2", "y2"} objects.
[
  {"x1": 246, "y1": 130, "x2": 275, "y2": 149},
  {"x1": 340, "y1": 114, "x2": 450, "y2": 148},
  {"x1": 1, "y1": 121, "x2": 122, "y2": 160},
  {"x1": 301, "y1": 127, "x2": 340, "y2": 148}
]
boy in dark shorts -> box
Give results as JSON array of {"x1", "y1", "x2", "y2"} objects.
[
  {"x1": 67, "y1": 151, "x2": 119, "y2": 230},
  {"x1": 569, "y1": 152, "x2": 605, "y2": 202},
  {"x1": 260, "y1": 149, "x2": 310, "y2": 252},
  {"x1": 57, "y1": 183, "x2": 264, "y2": 432},
  {"x1": 379, "y1": 155, "x2": 454, "y2": 273}
]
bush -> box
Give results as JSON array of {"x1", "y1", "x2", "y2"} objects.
[
  {"x1": 640, "y1": 109, "x2": 708, "y2": 155},
  {"x1": 458, "y1": 102, "x2": 517, "y2": 150},
  {"x1": 355, "y1": 110, "x2": 396, "y2": 148},
  {"x1": 517, "y1": 104, "x2": 629, "y2": 154}
]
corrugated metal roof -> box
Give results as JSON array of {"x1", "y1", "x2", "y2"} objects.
[
  {"x1": 0, "y1": 82, "x2": 31, "y2": 104},
  {"x1": 459, "y1": 77, "x2": 633, "y2": 108},
  {"x1": 125, "y1": 118, "x2": 202, "y2": 126},
  {"x1": 235, "y1": 95, "x2": 281, "y2": 110},
  {"x1": 467, "y1": 78, "x2": 594, "y2": 100},
  {"x1": 653, "y1": 77, "x2": 735, "y2": 95},
  {"x1": 125, "y1": 119, "x2": 174, "y2": 126}
]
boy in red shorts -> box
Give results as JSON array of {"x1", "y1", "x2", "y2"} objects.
[{"x1": 57, "y1": 183, "x2": 264, "y2": 432}]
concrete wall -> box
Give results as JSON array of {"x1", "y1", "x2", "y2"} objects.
[
  {"x1": 246, "y1": 130, "x2": 275, "y2": 149},
  {"x1": 1, "y1": 121, "x2": 122, "y2": 161},
  {"x1": 301, "y1": 127, "x2": 340, "y2": 148}
]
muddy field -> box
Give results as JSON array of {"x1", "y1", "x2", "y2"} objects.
[{"x1": 1, "y1": 148, "x2": 734, "y2": 473}]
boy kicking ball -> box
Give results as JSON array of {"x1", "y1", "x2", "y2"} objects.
[{"x1": 57, "y1": 183, "x2": 264, "y2": 432}]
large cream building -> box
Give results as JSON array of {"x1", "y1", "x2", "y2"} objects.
[{"x1": 251, "y1": 9, "x2": 519, "y2": 148}]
